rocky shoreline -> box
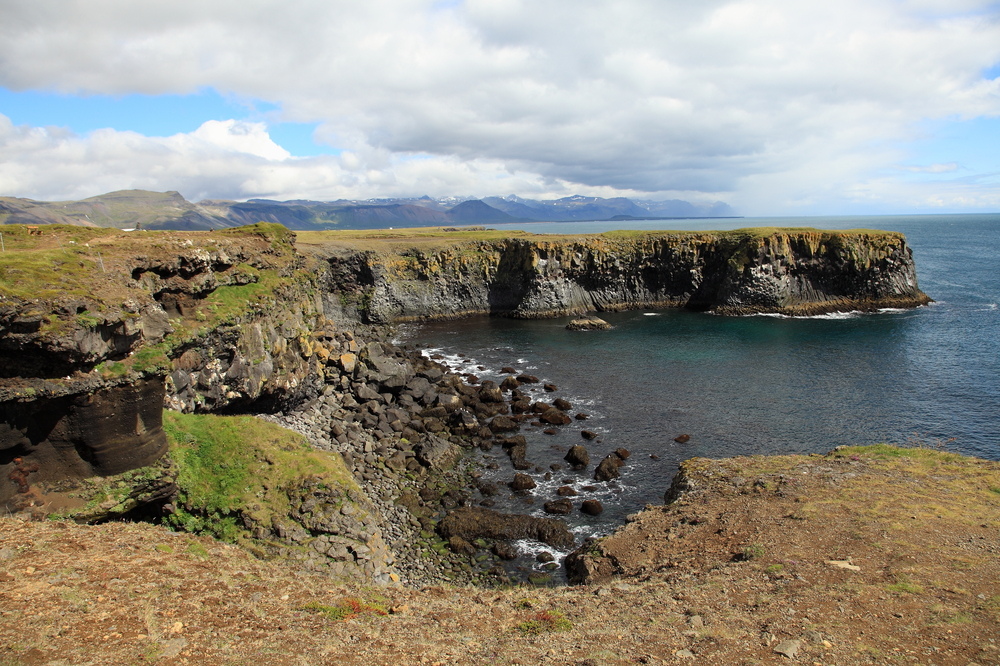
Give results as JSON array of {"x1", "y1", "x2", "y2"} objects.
[
  {"x1": 1, "y1": 223, "x2": 934, "y2": 589},
  {"x1": 255, "y1": 330, "x2": 618, "y2": 587}
]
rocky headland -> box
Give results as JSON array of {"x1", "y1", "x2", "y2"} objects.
[
  {"x1": 5, "y1": 222, "x2": 999, "y2": 663},
  {"x1": 1, "y1": 223, "x2": 933, "y2": 585}
]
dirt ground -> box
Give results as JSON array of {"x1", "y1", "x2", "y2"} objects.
[{"x1": 2, "y1": 445, "x2": 998, "y2": 666}]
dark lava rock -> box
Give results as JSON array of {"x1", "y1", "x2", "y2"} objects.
[
  {"x1": 500, "y1": 376, "x2": 521, "y2": 391},
  {"x1": 575, "y1": 413, "x2": 590, "y2": 420},
  {"x1": 448, "y1": 536, "x2": 477, "y2": 556},
  {"x1": 543, "y1": 383, "x2": 558, "y2": 392},
  {"x1": 493, "y1": 541, "x2": 519, "y2": 560},
  {"x1": 448, "y1": 409, "x2": 479, "y2": 431},
  {"x1": 530, "y1": 402, "x2": 552, "y2": 414},
  {"x1": 544, "y1": 498, "x2": 573, "y2": 515},
  {"x1": 414, "y1": 435, "x2": 462, "y2": 470},
  {"x1": 540, "y1": 409, "x2": 572, "y2": 426},
  {"x1": 581, "y1": 430, "x2": 598, "y2": 440},
  {"x1": 478, "y1": 381, "x2": 504, "y2": 403},
  {"x1": 594, "y1": 452, "x2": 626, "y2": 481},
  {"x1": 536, "y1": 551, "x2": 555, "y2": 563},
  {"x1": 509, "y1": 473, "x2": 537, "y2": 491},
  {"x1": 502, "y1": 439, "x2": 532, "y2": 470},
  {"x1": 501, "y1": 366, "x2": 517, "y2": 375},
  {"x1": 543, "y1": 428, "x2": 559, "y2": 435},
  {"x1": 553, "y1": 398, "x2": 572, "y2": 411},
  {"x1": 516, "y1": 374, "x2": 539, "y2": 384},
  {"x1": 488, "y1": 415, "x2": 519, "y2": 433},
  {"x1": 564, "y1": 445, "x2": 590, "y2": 469},
  {"x1": 556, "y1": 485, "x2": 578, "y2": 497},
  {"x1": 476, "y1": 480, "x2": 501, "y2": 497},
  {"x1": 580, "y1": 499, "x2": 604, "y2": 515},
  {"x1": 510, "y1": 399, "x2": 532, "y2": 414},
  {"x1": 614, "y1": 447, "x2": 631, "y2": 459},
  {"x1": 438, "y1": 506, "x2": 575, "y2": 550}
]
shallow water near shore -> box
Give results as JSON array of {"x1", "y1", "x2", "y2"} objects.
[{"x1": 398, "y1": 212, "x2": 1000, "y2": 577}]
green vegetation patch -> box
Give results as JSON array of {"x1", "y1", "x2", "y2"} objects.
[
  {"x1": 300, "y1": 597, "x2": 389, "y2": 622},
  {"x1": 516, "y1": 610, "x2": 574, "y2": 635},
  {"x1": 163, "y1": 411, "x2": 358, "y2": 542},
  {"x1": 0, "y1": 242, "x2": 107, "y2": 301},
  {"x1": 833, "y1": 442, "x2": 966, "y2": 465}
]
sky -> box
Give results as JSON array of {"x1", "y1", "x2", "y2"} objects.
[{"x1": 0, "y1": 0, "x2": 998, "y2": 216}]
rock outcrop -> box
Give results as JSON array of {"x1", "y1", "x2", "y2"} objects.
[{"x1": 316, "y1": 229, "x2": 930, "y2": 323}]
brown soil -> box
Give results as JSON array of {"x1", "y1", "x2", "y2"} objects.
[{"x1": 2, "y1": 445, "x2": 998, "y2": 666}]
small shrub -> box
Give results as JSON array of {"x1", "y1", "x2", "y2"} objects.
[
  {"x1": 516, "y1": 610, "x2": 573, "y2": 635},
  {"x1": 301, "y1": 598, "x2": 388, "y2": 622}
]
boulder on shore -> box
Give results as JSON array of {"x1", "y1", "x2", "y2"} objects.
[
  {"x1": 438, "y1": 506, "x2": 576, "y2": 550},
  {"x1": 543, "y1": 498, "x2": 573, "y2": 515},
  {"x1": 594, "y1": 451, "x2": 627, "y2": 481},
  {"x1": 565, "y1": 445, "x2": 591, "y2": 469},
  {"x1": 509, "y1": 473, "x2": 537, "y2": 491}
]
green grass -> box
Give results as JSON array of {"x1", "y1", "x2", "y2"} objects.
[
  {"x1": 887, "y1": 577, "x2": 925, "y2": 595},
  {"x1": 0, "y1": 244, "x2": 105, "y2": 301},
  {"x1": 162, "y1": 412, "x2": 359, "y2": 543},
  {"x1": 833, "y1": 443, "x2": 967, "y2": 466}
]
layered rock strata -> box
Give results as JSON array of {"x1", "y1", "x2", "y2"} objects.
[{"x1": 318, "y1": 230, "x2": 930, "y2": 322}]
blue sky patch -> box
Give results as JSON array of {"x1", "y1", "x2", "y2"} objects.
[{"x1": 0, "y1": 87, "x2": 332, "y2": 157}]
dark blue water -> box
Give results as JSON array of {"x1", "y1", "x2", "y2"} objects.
[{"x1": 399, "y1": 213, "x2": 1000, "y2": 567}]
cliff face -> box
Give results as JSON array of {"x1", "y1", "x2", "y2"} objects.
[
  {"x1": 0, "y1": 224, "x2": 327, "y2": 503},
  {"x1": 325, "y1": 229, "x2": 929, "y2": 323}
]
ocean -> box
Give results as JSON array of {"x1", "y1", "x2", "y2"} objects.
[{"x1": 397, "y1": 213, "x2": 1000, "y2": 572}]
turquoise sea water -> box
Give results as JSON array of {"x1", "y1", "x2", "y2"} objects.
[{"x1": 399, "y1": 213, "x2": 1000, "y2": 567}]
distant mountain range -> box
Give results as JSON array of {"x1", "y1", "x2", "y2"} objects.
[{"x1": 0, "y1": 190, "x2": 737, "y2": 231}]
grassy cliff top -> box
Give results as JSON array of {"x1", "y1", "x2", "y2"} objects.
[
  {"x1": 295, "y1": 225, "x2": 903, "y2": 254},
  {"x1": 0, "y1": 223, "x2": 296, "y2": 303}
]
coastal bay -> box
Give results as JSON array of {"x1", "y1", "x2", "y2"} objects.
[{"x1": 2, "y1": 217, "x2": 998, "y2": 663}]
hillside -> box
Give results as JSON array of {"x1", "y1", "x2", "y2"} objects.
[
  {"x1": 0, "y1": 190, "x2": 736, "y2": 231},
  {"x1": 2, "y1": 445, "x2": 997, "y2": 665}
]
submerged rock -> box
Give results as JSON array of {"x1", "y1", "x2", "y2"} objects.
[{"x1": 567, "y1": 316, "x2": 612, "y2": 331}]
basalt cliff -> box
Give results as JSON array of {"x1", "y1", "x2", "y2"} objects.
[
  {"x1": 1, "y1": 223, "x2": 929, "y2": 583},
  {"x1": 321, "y1": 228, "x2": 929, "y2": 322}
]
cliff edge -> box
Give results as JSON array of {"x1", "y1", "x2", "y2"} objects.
[{"x1": 304, "y1": 227, "x2": 930, "y2": 322}]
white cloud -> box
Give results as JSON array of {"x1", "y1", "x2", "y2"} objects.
[{"x1": 1, "y1": 0, "x2": 999, "y2": 213}]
